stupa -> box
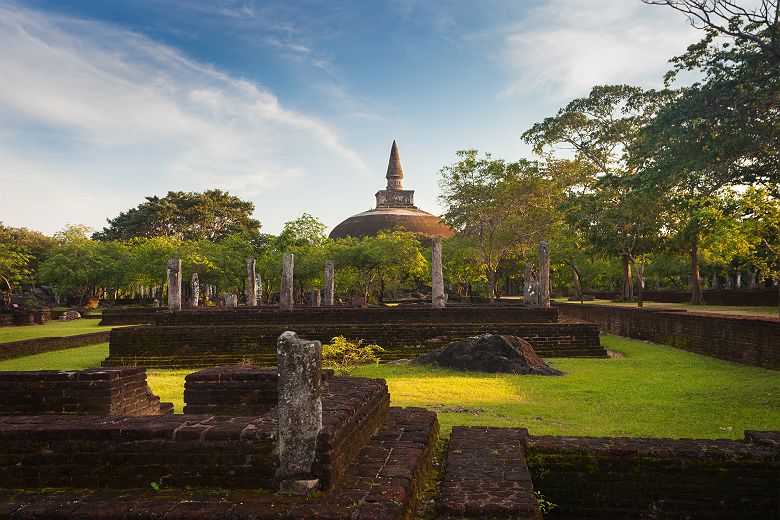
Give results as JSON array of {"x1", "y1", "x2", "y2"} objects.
[{"x1": 329, "y1": 141, "x2": 455, "y2": 239}]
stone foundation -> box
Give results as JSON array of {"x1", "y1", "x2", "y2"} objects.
[
  {"x1": 0, "y1": 367, "x2": 172, "y2": 416},
  {"x1": 0, "y1": 331, "x2": 110, "y2": 361},
  {"x1": 438, "y1": 427, "x2": 780, "y2": 520},
  {"x1": 556, "y1": 302, "x2": 780, "y2": 369},
  {"x1": 0, "y1": 407, "x2": 439, "y2": 520},
  {"x1": 104, "y1": 320, "x2": 605, "y2": 368}
]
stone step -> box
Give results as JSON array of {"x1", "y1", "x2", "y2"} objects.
[{"x1": 437, "y1": 426, "x2": 542, "y2": 520}]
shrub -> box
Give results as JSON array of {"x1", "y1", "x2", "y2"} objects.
[{"x1": 322, "y1": 336, "x2": 384, "y2": 374}]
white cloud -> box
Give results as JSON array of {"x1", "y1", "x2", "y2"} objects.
[
  {"x1": 496, "y1": 0, "x2": 702, "y2": 100},
  {"x1": 0, "y1": 1, "x2": 366, "y2": 233}
]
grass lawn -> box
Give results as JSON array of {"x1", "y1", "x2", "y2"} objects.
[
  {"x1": 0, "y1": 336, "x2": 777, "y2": 439},
  {"x1": 0, "y1": 319, "x2": 112, "y2": 344},
  {"x1": 551, "y1": 297, "x2": 778, "y2": 316}
]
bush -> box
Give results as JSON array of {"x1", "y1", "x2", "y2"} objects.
[{"x1": 322, "y1": 336, "x2": 384, "y2": 374}]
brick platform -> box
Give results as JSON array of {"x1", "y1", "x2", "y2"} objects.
[
  {"x1": 0, "y1": 376, "x2": 391, "y2": 493},
  {"x1": 436, "y1": 427, "x2": 780, "y2": 520},
  {"x1": 0, "y1": 407, "x2": 439, "y2": 520},
  {"x1": 183, "y1": 365, "x2": 335, "y2": 415},
  {"x1": 0, "y1": 367, "x2": 172, "y2": 416},
  {"x1": 438, "y1": 427, "x2": 541, "y2": 519},
  {"x1": 104, "y1": 320, "x2": 605, "y2": 368},
  {"x1": 0, "y1": 331, "x2": 111, "y2": 362},
  {"x1": 556, "y1": 302, "x2": 780, "y2": 369}
]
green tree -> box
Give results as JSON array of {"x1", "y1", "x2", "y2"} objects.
[
  {"x1": 640, "y1": 0, "x2": 780, "y2": 188},
  {"x1": 38, "y1": 226, "x2": 126, "y2": 307},
  {"x1": 442, "y1": 236, "x2": 486, "y2": 301},
  {"x1": 439, "y1": 150, "x2": 562, "y2": 302},
  {"x1": 93, "y1": 190, "x2": 261, "y2": 242},
  {"x1": 0, "y1": 223, "x2": 57, "y2": 281},
  {"x1": 523, "y1": 87, "x2": 669, "y2": 301},
  {"x1": 332, "y1": 230, "x2": 427, "y2": 303},
  {"x1": 0, "y1": 243, "x2": 33, "y2": 307}
]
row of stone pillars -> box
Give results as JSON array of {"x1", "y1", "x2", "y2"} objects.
[{"x1": 166, "y1": 238, "x2": 552, "y2": 311}]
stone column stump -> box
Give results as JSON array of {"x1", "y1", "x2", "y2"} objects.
[
  {"x1": 167, "y1": 259, "x2": 182, "y2": 311},
  {"x1": 277, "y1": 331, "x2": 322, "y2": 495}
]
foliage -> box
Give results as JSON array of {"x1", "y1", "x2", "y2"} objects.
[
  {"x1": 438, "y1": 150, "x2": 563, "y2": 302},
  {"x1": 331, "y1": 229, "x2": 428, "y2": 302},
  {"x1": 639, "y1": 0, "x2": 780, "y2": 189},
  {"x1": 321, "y1": 336, "x2": 384, "y2": 374},
  {"x1": 38, "y1": 226, "x2": 128, "y2": 306},
  {"x1": 93, "y1": 190, "x2": 261, "y2": 242},
  {"x1": 523, "y1": 86, "x2": 670, "y2": 301},
  {"x1": 0, "y1": 242, "x2": 33, "y2": 305}
]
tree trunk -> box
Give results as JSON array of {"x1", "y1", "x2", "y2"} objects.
[
  {"x1": 488, "y1": 269, "x2": 497, "y2": 304},
  {"x1": 636, "y1": 256, "x2": 645, "y2": 308},
  {"x1": 690, "y1": 240, "x2": 704, "y2": 305},
  {"x1": 572, "y1": 266, "x2": 582, "y2": 300},
  {"x1": 621, "y1": 255, "x2": 634, "y2": 302}
]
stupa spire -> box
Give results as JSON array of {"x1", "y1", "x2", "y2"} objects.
[{"x1": 385, "y1": 140, "x2": 404, "y2": 190}]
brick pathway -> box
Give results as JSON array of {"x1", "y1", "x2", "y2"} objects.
[{"x1": 437, "y1": 426, "x2": 541, "y2": 519}]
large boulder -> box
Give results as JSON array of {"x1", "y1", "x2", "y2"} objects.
[{"x1": 412, "y1": 334, "x2": 563, "y2": 376}]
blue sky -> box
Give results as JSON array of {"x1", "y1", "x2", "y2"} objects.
[{"x1": 0, "y1": 0, "x2": 702, "y2": 235}]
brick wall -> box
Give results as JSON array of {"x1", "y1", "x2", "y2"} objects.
[
  {"x1": 555, "y1": 303, "x2": 779, "y2": 370},
  {"x1": 0, "y1": 331, "x2": 111, "y2": 361},
  {"x1": 183, "y1": 366, "x2": 335, "y2": 415},
  {"x1": 105, "y1": 320, "x2": 605, "y2": 368},
  {"x1": 0, "y1": 367, "x2": 172, "y2": 415},
  {"x1": 153, "y1": 305, "x2": 559, "y2": 326},
  {"x1": 526, "y1": 431, "x2": 780, "y2": 519},
  {"x1": 587, "y1": 288, "x2": 778, "y2": 306},
  {"x1": 0, "y1": 376, "x2": 391, "y2": 493}
]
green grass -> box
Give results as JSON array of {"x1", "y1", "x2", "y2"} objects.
[
  {"x1": 0, "y1": 335, "x2": 777, "y2": 438},
  {"x1": 551, "y1": 297, "x2": 778, "y2": 316},
  {"x1": 0, "y1": 319, "x2": 112, "y2": 344},
  {"x1": 0, "y1": 342, "x2": 109, "y2": 370}
]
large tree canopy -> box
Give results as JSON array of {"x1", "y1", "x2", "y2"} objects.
[
  {"x1": 93, "y1": 190, "x2": 261, "y2": 242},
  {"x1": 638, "y1": 0, "x2": 780, "y2": 189}
]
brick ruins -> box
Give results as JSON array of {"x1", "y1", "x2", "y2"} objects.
[
  {"x1": 103, "y1": 305, "x2": 607, "y2": 368},
  {"x1": 0, "y1": 351, "x2": 777, "y2": 518},
  {"x1": 556, "y1": 302, "x2": 780, "y2": 370},
  {"x1": 0, "y1": 367, "x2": 172, "y2": 415}
]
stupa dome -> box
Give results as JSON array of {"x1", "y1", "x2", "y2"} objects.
[{"x1": 329, "y1": 141, "x2": 455, "y2": 239}]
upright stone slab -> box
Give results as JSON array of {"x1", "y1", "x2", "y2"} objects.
[
  {"x1": 167, "y1": 259, "x2": 182, "y2": 311},
  {"x1": 432, "y1": 237, "x2": 446, "y2": 308},
  {"x1": 257, "y1": 274, "x2": 263, "y2": 305},
  {"x1": 228, "y1": 293, "x2": 238, "y2": 308},
  {"x1": 523, "y1": 264, "x2": 537, "y2": 305},
  {"x1": 247, "y1": 258, "x2": 258, "y2": 307},
  {"x1": 538, "y1": 241, "x2": 550, "y2": 308},
  {"x1": 280, "y1": 253, "x2": 294, "y2": 310},
  {"x1": 277, "y1": 331, "x2": 322, "y2": 494},
  {"x1": 310, "y1": 289, "x2": 321, "y2": 307},
  {"x1": 324, "y1": 260, "x2": 335, "y2": 306},
  {"x1": 191, "y1": 273, "x2": 200, "y2": 308}
]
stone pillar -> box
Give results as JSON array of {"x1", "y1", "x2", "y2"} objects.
[
  {"x1": 523, "y1": 264, "x2": 536, "y2": 305},
  {"x1": 736, "y1": 272, "x2": 742, "y2": 288},
  {"x1": 277, "y1": 331, "x2": 322, "y2": 494},
  {"x1": 167, "y1": 259, "x2": 182, "y2": 311},
  {"x1": 310, "y1": 289, "x2": 321, "y2": 307},
  {"x1": 431, "y1": 237, "x2": 445, "y2": 308},
  {"x1": 257, "y1": 274, "x2": 264, "y2": 305},
  {"x1": 247, "y1": 259, "x2": 258, "y2": 307},
  {"x1": 538, "y1": 241, "x2": 550, "y2": 308},
  {"x1": 280, "y1": 253, "x2": 294, "y2": 310},
  {"x1": 324, "y1": 260, "x2": 335, "y2": 306},
  {"x1": 191, "y1": 273, "x2": 200, "y2": 308},
  {"x1": 711, "y1": 273, "x2": 719, "y2": 290}
]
